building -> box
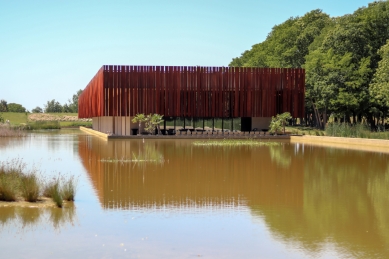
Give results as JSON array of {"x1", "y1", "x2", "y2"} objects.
[{"x1": 78, "y1": 65, "x2": 305, "y2": 135}]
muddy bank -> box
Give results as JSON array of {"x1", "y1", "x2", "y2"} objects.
[{"x1": 0, "y1": 197, "x2": 73, "y2": 208}]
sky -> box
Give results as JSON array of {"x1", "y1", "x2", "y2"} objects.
[{"x1": 0, "y1": 0, "x2": 374, "y2": 111}]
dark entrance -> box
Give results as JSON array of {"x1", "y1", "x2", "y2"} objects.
[{"x1": 241, "y1": 117, "x2": 252, "y2": 132}]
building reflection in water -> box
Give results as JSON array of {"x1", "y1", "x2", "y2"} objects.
[
  {"x1": 78, "y1": 136, "x2": 389, "y2": 258},
  {"x1": 78, "y1": 137, "x2": 304, "y2": 212}
]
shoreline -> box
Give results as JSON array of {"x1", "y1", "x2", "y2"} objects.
[
  {"x1": 0, "y1": 197, "x2": 73, "y2": 208},
  {"x1": 80, "y1": 127, "x2": 389, "y2": 153}
]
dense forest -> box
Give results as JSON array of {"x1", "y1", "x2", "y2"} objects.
[{"x1": 230, "y1": 1, "x2": 389, "y2": 129}]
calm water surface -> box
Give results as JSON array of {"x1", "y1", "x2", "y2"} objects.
[{"x1": 0, "y1": 129, "x2": 388, "y2": 259}]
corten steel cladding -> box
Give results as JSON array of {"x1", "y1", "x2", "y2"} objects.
[{"x1": 78, "y1": 66, "x2": 305, "y2": 119}]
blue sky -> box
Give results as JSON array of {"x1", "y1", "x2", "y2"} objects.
[{"x1": 0, "y1": 0, "x2": 373, "y2": 111}]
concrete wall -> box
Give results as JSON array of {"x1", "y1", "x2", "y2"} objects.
[
  {"x1": 92, "y1": 116, "x2": 138, "y2": 135},
  {"x1": 251, "y1": 117, "x2": 271, "y2": 130}
]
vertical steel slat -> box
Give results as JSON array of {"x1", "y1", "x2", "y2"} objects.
[{"x1": 78, "y1": 65, "x2": 306, "y2": 121}]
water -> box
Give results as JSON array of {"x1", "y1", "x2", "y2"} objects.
[{"x1": 0, "y1": 129, "x2": 388, "y2": 258}]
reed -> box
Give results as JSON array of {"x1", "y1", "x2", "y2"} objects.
[
  {"x1": 20, "y1": 172, "x2": 40, "y2": 202},
  {"x1": 0, "y1": 124, "x2": 26, "y2": 137},
  {"x1": 61, "y1": 176, "x2": 77, "y2": 201},
  {"x1": 325, "y1": 123, "x2": 389, "y2": 139},
  {"x1": 0, "y1": 159, "x2": 77, "y2": 207},
  {"x1": 52, "y1": 186, "x2": 63, "y2": 208},
  {"x1": 27, "y1": 121, "x2": 61, "y2": 130},
  {"x1": 0, "y1": 159, "x2": 25, "y2": 201},
  {"x1": 43, "y1": 178, "x2": 61, "y2": 198}
]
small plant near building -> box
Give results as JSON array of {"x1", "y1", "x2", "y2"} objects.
[
  {"x1": 132, "y1": 114, "x2": 148, "y2": 134},
  {"x1": 269, "y1": 112, "x2": 292, "y2": 135},
  {"x1": 133, "y1": 113, "x2": 164, "y2": 135}
]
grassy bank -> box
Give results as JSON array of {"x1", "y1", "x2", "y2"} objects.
[
  {"x1": 1, "y1": 112, "x2": 28, "y2": 125},
  {"x1": 0, "y1": 159, "x2": 77, "y2": 208},
  {"x1": 325, "y1": 123, "x2": 389, "y2": 139},
  {"x1": 286, "y1": 124, "x2": 389, "y2": 140},
  {"x1": 0, "y1": 112, "x2": 92, "y2": 129}
]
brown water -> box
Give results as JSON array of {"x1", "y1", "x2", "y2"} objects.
[{"x1": 0, "y1": 130, "x2": 388, "y2": 258}]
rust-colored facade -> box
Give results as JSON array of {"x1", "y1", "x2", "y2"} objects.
[{"x1": 78, "y1": 65, "x2": 305, "y2": 119}]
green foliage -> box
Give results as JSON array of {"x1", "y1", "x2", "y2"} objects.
[
  {"x1": 132, "y1": 113, "x2": 164, "y2": 134},
  {"x1": 370, "y1": 40, "x2": 389, "y2": 114},
  {"x1": 0, "y1": 99, "x2": 8, "y2": 112},
  {"x1": 230, "y1": 9, "x2": 331, "y2": 68},
  {"x1": 132, "y1": 113, "x2": 148, "y2": 134},
  {"x1": 68, "y1": 89, "x2": 82, "y2": 113},
  {"x1": 0, "y1": 113, "x2": 4, "y2": 123},
  {"x1": 7, "y1": 103, "x2": 26, "y2": 113},
  {"x1": 145, "y1": 113, "x2": 164, "y2": 134},
  {"x1": 325, "y1": 122, "x2": 375, "y2": 138},
  {"x1": 31, "y1": 106, "x2": 43, "y2": 113},
  {"x1": 230, "y1": 1, "x2": 389, "y2": 128},
  {"x1": 44, "y1": 99, "x2": 63, "y2": 113},
  {"x1": 269, "y1": 112, "x2": 292, "y2": 134}
]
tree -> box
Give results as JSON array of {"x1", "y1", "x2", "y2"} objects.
[
  {"x1": 67, "y1": 89, "x2": 83, "y2": 113},
  {"x1": 269, "y1": 112, "x2": 292, "y2": 134},
  {"x1": 31, "y1": 106, "x2": 43, "y2": 113},
  {"x1": 229, "y1": 9, "x2": 332, "y2": 68},
  {"x1": 62, "y1": 103, "x2": 72, "y2": 113},
  {"x1": 145, "y1": 114, "x2": 164, "y2": 135},
  {"x1": 369, "y1": 40, "x2": 389, "y2": 120},
  {"x1": 44, "y1": 99, "x2": 63, "y2": 113},
  {"x1": 0, "y1": 100, "x2": 7, "y2": 112},
  {"x1": 131, "y1": 114, "x2": 148, "y2": 134},
  {"x1": 7, "y1": 103, "x2": 26, "y2": 113}
]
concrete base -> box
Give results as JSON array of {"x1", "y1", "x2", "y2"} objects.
[
  {"x1": 92, "y1": 116, "x2": 138, "y2": 136},
  {"x1": 252, "y1": 117, "x2": 271, "y2": 130},
  {"x1": 290, "y1": 135, "x2": 389, "y2": 153}
]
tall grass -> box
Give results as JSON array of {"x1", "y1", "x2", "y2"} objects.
[
  {"x1": 61, "y1": 176, "x2": 77, "y2": 201},
  {"x1": 0, "y1": 159, "x2": 77, "y2": 207},
  {"x1": 20, "y1": 173, "x2": 40, "y2": 202},
  {"x1": 325, "y1": 123, "x2": 389, "y2": 139},
  {"x1": 0, "y1": 124, "x2": 26, "y2": 137},
  {"x1": 27, "y1": 121, "x2": 61, "y2": 130},
  {"x1": 0, "y1": 159, "x2": 25, "y2": 201}
]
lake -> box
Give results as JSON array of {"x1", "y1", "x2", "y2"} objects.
[{"x1": 1, "y1": 129, "x2": 388, "y2": 258}]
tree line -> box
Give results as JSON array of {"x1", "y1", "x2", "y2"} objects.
[
  {"x1": 230, "y1": 1, "x2": 389, "y2": 129},
  {"x1": 0, "y1": 90, "x2": 82, "y2": 114}
]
